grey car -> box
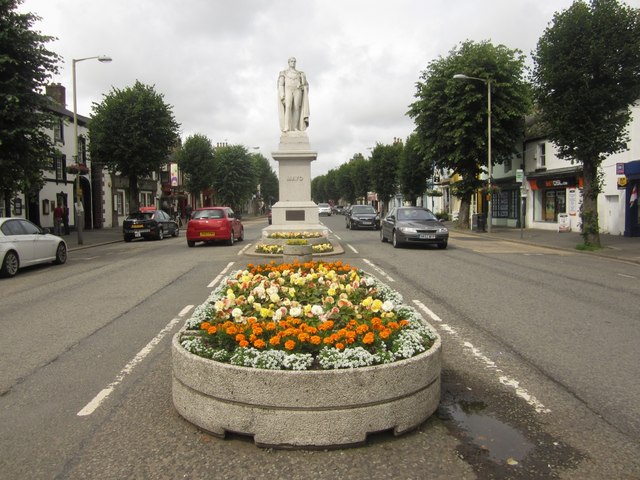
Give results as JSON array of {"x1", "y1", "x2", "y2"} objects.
[
  {"x1": 380, "y1": 206, "x2": 448, "y2": 249},
  {"x1": 346, "y1": 204, "x2": 380, "y2": 230}
]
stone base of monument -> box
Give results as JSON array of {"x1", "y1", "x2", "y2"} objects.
[
  {"x1": 172, "y1": 331, "x2": 442, "y2": 449},
  {"x1": 282, "y1": 244, "x2": 313, "y2": 263}
]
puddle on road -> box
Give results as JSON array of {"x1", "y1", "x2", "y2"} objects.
[{"x1": 441, "y1": 400, "x2": 534, "y2": 463}]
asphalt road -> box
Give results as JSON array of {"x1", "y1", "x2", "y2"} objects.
[{"x1": 0, "y1": 214, "x2": 638, "y2": 479}]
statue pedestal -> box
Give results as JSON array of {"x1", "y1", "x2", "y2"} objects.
[{"x1": 263, "y1": 133, "x2": 327, "y2": 237}]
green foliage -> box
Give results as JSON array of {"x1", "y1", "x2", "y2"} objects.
[
  {"x1": 89, "y1": 81, "x2": 180, "y2": 211},
  {"x1": 176, "y1": 134, "x2": 215, "y2": 198},
  {"x1": 532, "y1": 0, "x2": 640, "y2": 247},
  {"x1": 369, "y1": 141, "x2": 402, "y2": 210},
  {"x1": 350, "y1": 153, "x2": 370, "y2": 202},
  {"x1": 408, "y1": 40, "x2": 531, "y2": 220},
  {"x1": 398, "y1": 133, "x2": 429, "y2": 205},
  {"x1": 251, "y1": 153, "x2": 278, "y2": 205},
  {"x1": 211, "y1": 145, "x2": 256, "y2": 211},
  {"x1": 0, "y1": 0, "x2": 61, "y2": 214}
]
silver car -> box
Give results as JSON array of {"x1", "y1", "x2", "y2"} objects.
[
  {"x1": 380, "y1": 207, "x2": 448, "y2": 249},
  {"x1": 0, "y1": 217, "x2": 68, "y2": 277},
  {"x1": 318, "y1": 203, "x2": 332, "y2": 216}
]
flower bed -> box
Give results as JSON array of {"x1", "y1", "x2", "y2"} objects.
[
  {"x1": 180, "y1": 261, "x2": 436, "y2": 370},
  {"x1": 254, "y1": 242, "x2": 333, "y2": 254},
  {"x1": 172, "y1": 260, "x2": 441, "y2": 447}
]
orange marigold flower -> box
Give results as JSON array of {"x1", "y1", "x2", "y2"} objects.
[
  {"x1": 380, "y1": 329, "x2": 391, "y2": 339},
  {"x1": 323, "y1": 337, "x2": 334, "y2": 345},
  {"x1": 363, "y1": 332, "x2": 375, "y2": 344},
  {"x1": 298, "y1": 332, "x2": 310, "y2": 343},
  {"x1": 235, "y1": 334, "x2": 246, "y2": 342},
  {"x1": 269, "y1": 336, "x2": 281, "y2": 346},
  {"x1": 207, "y1": 326, "x2": 217, "y2": 335},
  {"x1": 254, "y1": 339, "x2": 266, "y2": 349},
  {"x1": 371, "y1": 317, "x2": 382, "y2": 326},
  {"x1": 239, "y1": 340, "x2": 249, "y2": 348},
  {"x1": 399, "y1": 319, "x2": 409, "y2": 326},
  {"x1": 284, "y1": 340, "x2": 296, "y2": 350},
  {"x1": 335, "y1": 342, "x2": 345, "y2": 350},
  {"x1": 252, "y1": 326, "x2": 264, "y2": 336},
  {"x1": 200, "y1": 322, "x2": 211, "y2": 331},
  {"x1": 310, "y1": 335, "x2": 322, "y2": 345},
  {"x1": 225, "y1": 325, "x2": 238, "y2": 335},
  {"x1": 356, "y1": 324, "x2": 369, "y2": 334},
  {"x1": 265, "y1": 322, "x2": 277, "y2": 331}
]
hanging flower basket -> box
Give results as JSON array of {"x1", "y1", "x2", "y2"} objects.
[{"x1": 66, "y1": 163, "x2": 90, "y2": 175}]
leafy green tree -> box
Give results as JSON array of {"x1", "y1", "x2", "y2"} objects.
[
  {"x1": 532, "y1": 0, "x2": 640, "y2": 246},
  {"x1": 89, "y1": 81, "x2": 180, "y2": 212},
  {"x1": 0, "y1": 0, "x2": 60, "y2": 215},
  {"x1": 336, "y1": 160, "x2": 356, "y2": 205},
  {"x1": 324, "y1": 169, "x2": 341, "y2": 204},
  {"x1": 350, "y1": 154, "x2": 371, "y2": 203},
  {"x1": 211, "y1": 144, "x2": 256, "y2": 212},
  {"x1": 408, "y1": 40, "x2": 531, "y2": 228},
  {"x1": 176, "y1": 134, "x2": 215, "y2": 201},
  {"x1": 311, "y1": 175, "x2": 327, "y2": 203},
  {"x1": 398, "y1": 133, "x2": 429, "y2": 205},
  {"x1": 369, "y1": 141, "x2": 403, "y2": 213},
  {"x1": 251, "y1": 153, "x2": 278, "y2": 207}
]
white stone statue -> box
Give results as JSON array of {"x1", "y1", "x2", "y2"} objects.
[{"x1": 278, "y1": 57, "x2": 309, "y2": 133}]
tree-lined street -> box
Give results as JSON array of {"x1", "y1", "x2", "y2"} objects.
[{"x1": 1, "y1": 216, "x2": 639, "y2": 478}]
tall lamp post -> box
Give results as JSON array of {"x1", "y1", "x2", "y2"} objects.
[
  {"x1": 453, "y1": 74, "x2": 493, "y2": 233},
  {"x1": 72, "y1": 55, "x2": 112, "y2": 244}
]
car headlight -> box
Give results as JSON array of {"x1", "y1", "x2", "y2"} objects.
[
  {"x1": 437, "y1": 227, "x2": 449, "y2": 234},
  {"x1": 399, "y1": 227, "x2": 417, "y2": 234}
]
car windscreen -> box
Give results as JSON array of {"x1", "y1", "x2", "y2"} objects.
[
  {"x1": 127, "y1": 212, "x2": 154, "y2": 220},
  {"x1": 352, "y1": 206, "x2": 376, "y2": 214},
  {"x1": 397, "y1": 209, "x2": 437, "y2": 221},
  {"x1": 193, "y1": 210, "x2": 224, "y2": 219}
]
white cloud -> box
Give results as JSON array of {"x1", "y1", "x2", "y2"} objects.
[{"x1": 20, "y1": 0, "x2": 575, "y2": 177}]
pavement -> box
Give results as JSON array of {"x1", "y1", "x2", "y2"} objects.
[{"x1": 63, "y1": 215, "x2": 640, "y2": 265}]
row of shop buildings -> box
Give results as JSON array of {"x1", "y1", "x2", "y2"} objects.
[{"x1": 416, "y1": 104, "x2": 640, "y2": 237}]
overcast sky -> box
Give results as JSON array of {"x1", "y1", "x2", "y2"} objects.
[{"x1": 20, "y1": 0, "x2": 575, "y2": 177}]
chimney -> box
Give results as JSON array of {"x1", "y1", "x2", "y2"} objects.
[{"x1": 46, "y1": 83, "x2": 66, "y2": 107}]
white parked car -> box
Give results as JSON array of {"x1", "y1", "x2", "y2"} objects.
[
  {"x1": 0, "y1": 217, "x2": 67, "y2": 278},
  {"x1": 318, "y1": 203, "x2": 332, "y2": 216}
]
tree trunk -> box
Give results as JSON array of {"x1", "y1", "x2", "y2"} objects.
[
  {"x1": 457, "y1": 193, "x2": 472, "y2": 229},
  {"x1": 581, "y1": 160, "x2": 601, "y2": 247},
  {"x1": 3, "y1": 190, "x2": 11, "y2": 217}
]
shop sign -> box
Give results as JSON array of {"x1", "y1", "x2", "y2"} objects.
[{"x1": 616, "y1": 163, "x2": 625, "y2": 175}]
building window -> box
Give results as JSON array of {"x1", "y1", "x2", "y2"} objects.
[
  {"x1": 55, "y1": 155, "x2": 66, "y2": 181},
  {"x1": 53, "y1": 118, "x2": 64, "y2": 143},
  {"x1": 115, "y1": 190, "x2": 126, "y2": 216},
  {"x1": 139, "y1": 191, "x2": 154, "y2": 207},
  {"x1": 492, "y1": 188, "x2": 519, "y2": 219},
  {"x1": 536, "y1": 143, "x2": 546, "y2": 168},
  {"x1": 78, "y1": 135, "x2": 87, "y2": 164}
]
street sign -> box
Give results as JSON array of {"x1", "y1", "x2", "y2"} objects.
[{"x1": 516, "y1": 169, "x2": 524, "y2": 183}]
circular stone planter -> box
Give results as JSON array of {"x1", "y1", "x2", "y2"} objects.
[{"x1": 172, "y1": 329, "x2": 441, "y2": 448}]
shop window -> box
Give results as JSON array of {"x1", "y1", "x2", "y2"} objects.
[
  {"x1": 139, "y1": 191, "x2": 154, "y2": 207},
  {"x1": 539, "y1": 189, "x2": 566, "y2": 222},
  {"x1": 492, "y1": 189, "x2": 520, "y2": 219}
]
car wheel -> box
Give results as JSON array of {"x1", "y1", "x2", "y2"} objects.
[
  {"x1": 157, "y1": 228, "x2": 164, "y2": 240},
  {"x1": 173, "y1": 226, "x2": 179, "y2": 237},
  {"x1": 53, "y1": 242, "x2": 67, "y2": 264},
  {"x1": 124, "y1": 234, "x2": 133, "y2": 242},
  {"x1": 187, "y1": 240, "x2": 195, "y2": 248},
  {"x1": 239, "y1": 227, "x2": 244, "y2": 241},
  {"x1": 392, "y1": 230, "x2": 402, "y2": 248},
  {"x1": 227, "y1": 231, "x2": 235, "y2": 246},
  {"x1": 437, "y1": 241, "x2": 448, "y2": 250},
  {"x1": 1, "y1": 251, "x2": 19, "y2": 278},
  {"x1": 380, "y1": 228, "x2": 387, "y2": 243}
]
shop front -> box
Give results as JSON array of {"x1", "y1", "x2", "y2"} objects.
[
  {"x1": 527, "y1": 170, "x2": 583, "y2": 231},
  {"x1": 624, "y1": 160, "x2": 640, "y2": 237}
]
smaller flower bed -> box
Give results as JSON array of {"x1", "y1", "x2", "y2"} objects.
[
  {"x1": 266, "y1": 231, "x2": 324, "y2": 239},
  {"x1": 181, "y1": 260, "x2": 435, "y2": 370},
  {"x1": 254, "y1": 242, "x2": 333, "y2": 254}
]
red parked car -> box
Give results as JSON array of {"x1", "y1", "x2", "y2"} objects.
[{"x1": 186, "y1": 207, "x2": 244, "y2": 247}]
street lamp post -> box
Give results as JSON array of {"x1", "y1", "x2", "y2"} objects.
[
  {"x1": 72, "y1": 55, "x2": 112, "y2": 244},
  {"x1": 453, "y1": 74, "x2": 493, "y2": 233}
]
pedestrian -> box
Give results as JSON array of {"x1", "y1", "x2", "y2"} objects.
[
  {"x1": 53, "y1": 202, "x2": 63, "y2": 236},
  {"x1": 185, "y1": 204, "x2": 193, "y2": 223},
  {"x1": 62, "y1": 204, "x2": 70, "y2": 235}
]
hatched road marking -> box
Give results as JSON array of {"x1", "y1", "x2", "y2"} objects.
[{"x1": 451, "y1": 232, "x2": 572, "y2": 256}]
